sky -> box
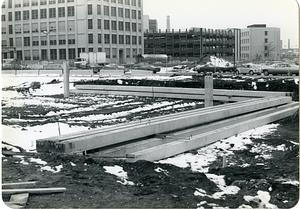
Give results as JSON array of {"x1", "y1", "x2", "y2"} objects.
[{"x1": 143, "y1": 0, "x2": 299, "y2": 49}]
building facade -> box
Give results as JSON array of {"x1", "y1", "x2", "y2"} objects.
[
  {"x1": 144, "y1": 28, "x2": 236, "y2": 62},
  {"x1": 241, "y1": 24, "x2": 281, "y2": 61},
  {"x1": 1, "y1": 0, "x2": 144, "y2": 64},
  {"x1": 143, "y1": 14, "x2": 157, "y2": 33}
]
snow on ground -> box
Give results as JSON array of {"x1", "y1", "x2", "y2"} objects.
[
  {"x1": 159, "y1": 124, "x2": 279, "y2": 172},
  {"x1": 2, "y1": 123, "x2": 90, "y2": 152},
  {"x1": 244, "y1": 191, "x2": 278, "y2": 209},
  {"x1": 40, "y1": 164, "x2": 63, "y2": 173},
  {"x1": 103, "y1": 165, "x2": 135, "y2": 186}
]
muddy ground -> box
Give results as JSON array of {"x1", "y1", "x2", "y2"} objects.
[{"x1": 2, "y1": 116, "x2": 298, "y2": 209}]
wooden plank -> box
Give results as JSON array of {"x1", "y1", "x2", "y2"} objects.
[
  {"x1": 127, "y1": 105, "x2": 298, "y2": 162},
  {"x1": 2, "y1": 181, "x2": 37, "y2": 189},
  {"x1": 9, "y1": 193, "x2": 29, "y2": 206},
  {"x1": 56, "y1": 97, "x2": 291, "y2": 153},
  {"x1": 2, "y1": 187, "x2": 66, "y2": 195}
]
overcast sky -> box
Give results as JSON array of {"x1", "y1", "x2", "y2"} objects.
[{"x1": 143, "y1": 0, "x2": 299, "y2": 49}]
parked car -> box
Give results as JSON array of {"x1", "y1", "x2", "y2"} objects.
[
  {"x1": 262, "y1": 63, "x2": 299, "y2": 76},
  {"x1": 193, "y1": 64, "x2": 236, "y2": 74},
  {"x1": 235, "y1": 64, "x2": 261, "y2": 75}
]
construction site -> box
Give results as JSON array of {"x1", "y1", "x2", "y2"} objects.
[{"x1": 2, "y1": 57, "x2": 299, "y2": 208}]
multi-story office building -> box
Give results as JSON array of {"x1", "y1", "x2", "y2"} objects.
[
  {"x1": 241, "y1": 24, "x2": 281, "y2": 61},
  {"x1": 1, "y1": 0, "x2": 144, "y2": 64},
  {"x1": 143, "y1": 14, "x2": 157, "y2": 33},
  {"x1": 144, "y1": 28, "x2": 236, "y2": 62}
]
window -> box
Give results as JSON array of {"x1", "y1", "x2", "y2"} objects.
[
  {"x1": 111, "y1": 7, "x2": 116, "y2": 16},
  {"x1": 88, "y1": 4, "x2": 93, "y2": 15},
  {"x1": 125, "y1": 22, "x2": 130, "y2": 31},
  {"x1": 111, "y1": 0, "x2": 116, "y2": 3},
  {"x1": 104, "y1": 34, "x2": 110, "y2": 44},
  {"x1": 32, "y1": 36, "x2": 39, "y2": 46},
  {"x1": 24, "y1": 37, "x2": 30, "y2": 46},
  {"x1": 118, "y1": 0, "x2": 123, "y2": 4},
  {"x1": 8, "y1": 0, "x2": 12, "y2": 8},
  {"x1": 58, "y1": 7, "x2": 65, "y2": 17},
  {"x1": 126, "y1": 35, "x2": 130, "y2": 44},
  {"x1": 104, "y1": 6, "x2": 109, "y2": 16},
  {"x1": 265, "y1": 31, "x2": 268, "y2": 36},
  {"x1": 58, "y1": 21, "x2": 65, "y2": 32},
  {"x1": 98, "y1": 34, "x2": 102, "y2": 43},
  {"x1": 119, "y1": 35, "x2": 124, "y2": 44},
  {"x1": 131, "y1": 10, "x2": 136, "y2": 19},
  {"x1": 17, "y1": 51, "x2": 22, "y2": 60},
  {"x1": 59, "y1": 35, "x2": 66, "y2": 45},
  {"x1": 125, "y1": 9, "x2": 130, "y2": 18},
  {"x1": 97, "y1": 5, "x2": 101, "y2": 15},
  {"x1": 23, "y1": 0, "x2": 29, "y2": 6},
  {"x1": 41, "y1": 49, "x2": 47, "y2": 60},
  {"x1": 88, "y1": 34, "x2": 93, "y2": 44},
  {"x1": 50, "y1": 49, "x2": 57, "y2": 60},
  {"x1": 118, "y1": 8, "x2": 123, "y2": 17},
  {"x1": 138, "y1": 10, "x2": 141, "y2": 19},
  {"x1": 8, "y1": 12, "x2": 12, "y2": 21},
  {"x1": 112, "y1": 34, "x2": 117, "y2": 44},
  {"x1": 23, "y1": 23, "x2": 30, "y2": 33},
  {"x1": 68, "y1": 20, "x2": 75, "y2": 32},
  {"x1": 40, "y1": 9, "x2": 47, "y2": 19},
  {"x1": 32, "y1": 23, "x2": 38, "y2": 32},
  {"x1": 50, "y1": 35, "x2": 57, "y2": 45},
  {"x1": 89, "y1": 48, "x2": 93, "y2": 52},
  {"x1": 9, "y1": 38, "x2": 13, "y2": 47},
  {"x1": 32, "y1": 10, "x2": 38, "y2": 19},
  {"x1": 126, "y1": 48, "x2": 130, "y2": 58},
  {"x1": 68, "y1": 34, "x2": 75, "y2": 44},
  {"x1": 59, "y1": 49, "x2": 66, "y2": 60},
  {"x1": 112, "y1": 48, "x2": 117, "y2": 58},
  {"x1": 32, "y1": 0, "x2": 38, "y2": 6},
  {"x1": 264, "y1": 38, "x2": 268, "y2": 43},
  {"x1": 132, "y1": 36, "x2": 137, "y2": 44},
  {"x1": 15, "y1": 11, "x2": 21, "y2": 21},
  {"x1": 138, "y1": 23, "x2": 141, "y2": 32},
  {"x1": 49, "y1": 8, "x2": 56, "y2": 18},
  {"x1": 58, "y1": 0, "x2": 65, "y2": 3},
  {"x1": 40, "y1": 22, "x2": 47, "y2": 32},
  {"x1": 131, "y1": 0, "x2": 136, "y2": 6},
  {"x1": 15, "y1": 0, "x2": 21, "y2": 7},
  {"x1": 49, "y1": 0, "x2": 56, "y2": 4},
  {"x1": 41, "y1": 36, "x2": 47, "y2": 45},
  {"x1": 88, "y1": 19, "x2": 93, "y2": 29},
  {"x1": 138, "y1": 36, "x2": 142, "y2": 45},
  {"x1": 132, "y1": 23, "x2": 136, "y2": 32},
  {"x1": 67, "y1": 6, "x2": 75, "y2": 16},
  {"x1": 24, "y1": 50, "x2": 31, "y2": 60},
  {"x1": 97, "y1": 19, "x2": 101, "y2": 29},
  {"x1": 98, "y1": 48, "x2": 102, "y2": 52},
  {"x1": 49, "y1": 21, "x2": 56, "y2": 31},
  {"x1": 138, "y1": 0, "x2": 141, "y2": 7},
  {"x1": 125, "y1": 0, "x2": 130, "y2": 5},
  {"x1": 68, "y1": 48, "x2": 76, "y2": 59},
  {"x1": 111, "y1": 21, "x2": 117, "y2": 30},
  {"x1": 264, "y1": 46, "x2": 268, "y2": 51},
  {"x1": 132, "y1": 48, "x2": 137, "y2": 57},
  {"x1": 105, "y1": 48, "x2": 110, "y2": 58},
  {"x1": 40, "y1": 0, "x2": 47, "y2": 5},
  {"x1": 2, "y1": 27, "x2": 6, "y2": 34},
  {"x1": 118, "y1": 21, "x2": 124, "y2": 30},
  {"x1": 104, "y1": 20, "x2": 110, "y2": 30}
]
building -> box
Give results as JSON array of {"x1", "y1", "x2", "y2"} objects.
[
  {"x1": 144, "y1": 28, "x2": 236, "y2": 62},
  {"x1": 1, "y1": 0, "x2": 144, "y2": 64},
  {"x1": 166, "y1": 15, "x2": 170, "y2": 32},
  {"x1": 241, "y1": 24, "x2": 281, "y2": 61},
  {"x1": 143, "y1": 14, "x2": 157, "y2": 33}
]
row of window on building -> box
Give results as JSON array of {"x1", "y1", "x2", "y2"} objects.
[
  {"x1": 12, "y1": 47, "x2": 142, "y2": 60},
  {"x1": 1, "y1": 6, "x2": 142, "y2": 21},
  {"x1": 2, "y1": 0, "x2": 142, "y2": 8},
  {"x1": 3, "y1": 34, "x2": 142, "y2": 47},
  {"x1": 2, "y1": 19, "x2": 142, "y2": 35},
  {"x1": 241, "y1": 39, "x2": 249, "y2": 44},
  {"x1": 241, "y1": 46, "x2": 249, "y2": 51}
]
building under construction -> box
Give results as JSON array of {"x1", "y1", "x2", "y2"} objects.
[{"x1": 144, "y1": 28, "x2": 239, "y2": 62}]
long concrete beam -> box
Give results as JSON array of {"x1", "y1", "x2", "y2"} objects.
[
  {"x1": 95, "y1": 102, "x2": 298, "y2": 158},
  {"x1": 74, "y1": 85, "x2": 292, "y2": 99},
  {"x1": 126, "y1": 103, "x2": 298, "y2": 162},
  {"x1": 44, "y1": 97, "x2": 291, "y2": 153}
]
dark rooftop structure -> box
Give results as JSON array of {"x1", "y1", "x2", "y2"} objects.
[{"x1": 247, "y1": 24, "x2": 267, "y2": 28}]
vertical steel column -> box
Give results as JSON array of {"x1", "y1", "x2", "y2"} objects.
[{"x1": 205, "y1": 75, "x2": 214, "y2": 107}]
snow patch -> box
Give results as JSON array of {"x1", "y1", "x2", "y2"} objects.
[
  {"x1": 103, "y1": 165, "x2": 135, "y2": 186},
  {"x1": 244, "y1": 191, "x2": 277, "y2": 209},
  {"x1": 29, "y1": 158, "x2": 47, "y2": 165}
]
